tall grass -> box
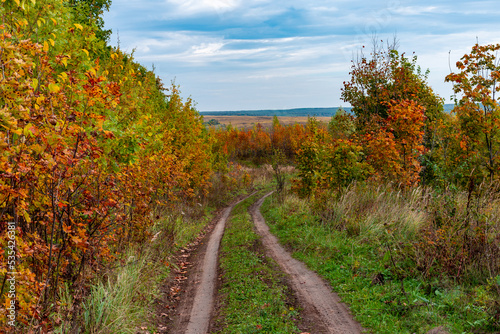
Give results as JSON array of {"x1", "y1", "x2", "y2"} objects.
[
  {"x1": 314, "y1": 183, "x2": 429, "y2": 239},
  {"x1": 263, "y1": 181, "x2": 500, "y2": 333},
  {"x1": 81, "y1": 248, "x2": 159, "y2": 334},
  {"x1": 310, "y1": 181, "x2": 500, "y2": 282}
]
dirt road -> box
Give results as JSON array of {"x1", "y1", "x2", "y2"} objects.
[
  {"x1": 163, "y1": 195, "x2": 252, "y2": 334},
  {"x1": 161, "y1": 192, "x2": 363, "y2": 333},
  {"x1": 249, "y1": 193, "x2": 364, "y2": 334}
]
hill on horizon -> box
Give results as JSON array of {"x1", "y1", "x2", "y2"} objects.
[
  {"x1": 200, "y1": 107, "x2": 347, "y2": 117},
  {"x1": 200, "y1": 104, "x2": 455, "y2": 117}
]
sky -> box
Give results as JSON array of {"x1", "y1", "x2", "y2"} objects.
[{"x1": 103, "y1": 0, "x2": 500, "y2": 111}]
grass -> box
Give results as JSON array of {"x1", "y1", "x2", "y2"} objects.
[
  {"x1": 80, "y1": 248, "x2": 159, "y2": 334},
  {"x1": 72, "y1": 210, "x2": 214, "y2": 334},
  {"x1": 214, "y1": 191, "x2": 301, "y2": 333},
  {"x1": 261, "y1": 184, "x2": 500, "y2": 334}
]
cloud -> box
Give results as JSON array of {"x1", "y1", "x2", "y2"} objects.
[
  {"x1": 103, "y1": 0, "x2": 500, "y2": 110},
  {"x1": 167, "y1": 0, "x2": 241, "y2": 15},
  {"x1": 393, "y1": 6, "x2": 440, "y2": 16}
]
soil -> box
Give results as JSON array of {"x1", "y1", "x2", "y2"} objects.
[
  {"x1": 155, "y1": 194, "x2": 253, "y2": 333},
  {"x1": 155, "y1": 192, "x2": 364, "y2": 334},
  {"x1": 249, "y1": 193, "x2": 365, "y2": 334}
]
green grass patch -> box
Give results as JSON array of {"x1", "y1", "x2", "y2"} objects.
[
  {"x1": 261, "y1": 192, "x2": 500, "y2": 334},
  {"x1": 53, "y1": 209, "x2": 216, "y2": 333},
  {"x1": 215, "y1": 192, "x2": 301, "y2": 333}
]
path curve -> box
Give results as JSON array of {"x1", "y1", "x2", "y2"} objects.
[{"x1": 249, "y1": 192, "x2": 364, "y2": 334}]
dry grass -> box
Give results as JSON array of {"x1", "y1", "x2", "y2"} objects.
[{"x1": 204, "y1": 116, "x2": 332, "y2": 129}]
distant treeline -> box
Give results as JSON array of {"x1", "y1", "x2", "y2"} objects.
[{"x1": 200, "y1": 105, "x2": 455, "y2": 117}]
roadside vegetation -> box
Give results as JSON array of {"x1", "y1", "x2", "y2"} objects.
[
  {"x1": 262, "y1": 183, "x2": 500, "y2": 333},
  {"x1": 0, "y1": 0, "x2": 251, "y2": 331}
]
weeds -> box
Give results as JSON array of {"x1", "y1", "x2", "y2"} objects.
[{"x1": 262, "y1": 182, "x2": 500, "y2": 333}]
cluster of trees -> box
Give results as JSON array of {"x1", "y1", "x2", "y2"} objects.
[
  {"x1": 0, "y1": 0, "x2": 223, "y2": 329},
  {"x1": 218, "y1": 40, "x2": 500, "y2": 196},
  {"x1": 220, "y1": 41, "x2": 500, "y2": 205},
  {"x1": 210, "y1": 118, "x2": 307, "y2": 163}
]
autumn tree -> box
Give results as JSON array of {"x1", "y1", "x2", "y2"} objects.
[
  {"x1": 0, "y1": 0, "x2": 215, "y2": 329},
  {"x1": 328, "y1": 109, "x2": 355, "y2": 140},
  {"x1": 342, "y1": 41, "x2": 443, "y2": 131},
  {"x1": 445, "y1": 43, "x2": 500, "y2": 182},
  {"x1": 341, "y1": 41, "x2": 442, "y2": 185},
  {"x1": 292, "y1": 118, "x2": 371, "y2": 197},
  {"x1": 67, "y1": 0, "x2": 112, "y2": 42}
]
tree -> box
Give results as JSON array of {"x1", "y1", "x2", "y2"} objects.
[
  {"x1": 341, "y1": 40, "x2": 442, "y2": 185},
  {"x1": 445, "y1": 43, "x2": 500, "y2": 182},
  {"x1": 341, "y1": 40, "x2": 443, "y2": 134},
  {"x1": 67, "y1": 0, "x2": 112, "y2": 42},
  {"x1": 328, "y1": 109, "x2": 355, "y2": 140}
]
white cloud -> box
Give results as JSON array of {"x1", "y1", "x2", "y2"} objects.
[
  {"x1": 167, "y1": 0, "x2": 241, "y2": 15},
  {"x1": 393, "y1": 6, "x2": 440, "y2": 16},
  {"x1": 192, "y1": 42, "x2": 225, "y2": 55}
]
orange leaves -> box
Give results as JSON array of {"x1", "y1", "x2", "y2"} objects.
[
  {"x1": 0, "y1": 3, "x2": 218, "y2": 329},
  {"x1": 340, "y1": 42, "x2": 440, "y2": 186},
  {"x1": 361, "y1": 100, "x2": 425, "y2": 186},
  {"x1": 446, "y1": 43, "x2": 500, "y2": 181}
]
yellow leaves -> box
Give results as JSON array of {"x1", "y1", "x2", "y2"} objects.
[
  {"x1": 58, "y1": 71, "x2": 68, "y2": 82},
  {"x1": 22, "y1": 210, "x2": 31, "y2": 223},
  {"x1": 48, "y1": 38, "x2": 55, "y2": 47},
  {"x1": 31, "y1": 78, "x2": 38, "y2": 90},
  {"x1": 23, "y1": 124, "x2": 33, "y2": 137},
  {"x1": 50, "y1": 18, "x2": 57, "y2": 25},
  {"x1": 36, "y1": 95, "x2": 45, "y2": 106},
  {"x1": 48, "y1": 83, "x2": 60, "y2": 93},
  {"x1": 74, "y1": 23, "x2": 83, "y2": 31},
  {"x1": 43, "y1": 41, "x2": 49, "y2": 52},
  {"x1": 82, "y1": 49, "x2": 89, "y2": 58},
  {"x1": 0, "y1": 107, "x2": 18, "y2": 130},
  {"x1": 13, "y1": 0, "x2": 19, "y2": 5}
]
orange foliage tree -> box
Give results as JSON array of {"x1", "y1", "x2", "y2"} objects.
[
  {"x1": 341, "y1": 43, "x2": 438, "y2": 186},
  {"x1": 445, "y1": 43, "x2": 500, "y2": 182},
  {"x1": 0, "y1": 1, "x2": 214, "y2": 329}
]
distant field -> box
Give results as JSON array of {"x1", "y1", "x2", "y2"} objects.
[{"x1": 202, "y1": 115, "x2": 332, "y2": 128}]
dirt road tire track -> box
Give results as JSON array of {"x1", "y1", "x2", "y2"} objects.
[
  {"x1": 249, "y1": 192, "x2": 365, "y2": 334},
  {"x1": 167, "y1": 194, "x2": 253, "y2": 334}
]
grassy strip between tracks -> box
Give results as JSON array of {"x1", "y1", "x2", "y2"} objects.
[{"x1": 214, "y1": 191, "x2": 301, "y2": 333}]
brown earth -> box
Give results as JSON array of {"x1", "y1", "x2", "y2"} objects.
[
  {"x1": 204, "y1": 115, "x2": 332, "y2": 129},
  {"x1": 155, "y1": 194, "x2": 254, "y2": 333},
  {"x1": 249, "y1": 193, "x2": 365, "y2": 334},
  {"x1": 156, "y1": 193, "x2": 364, "y2": 334}
]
